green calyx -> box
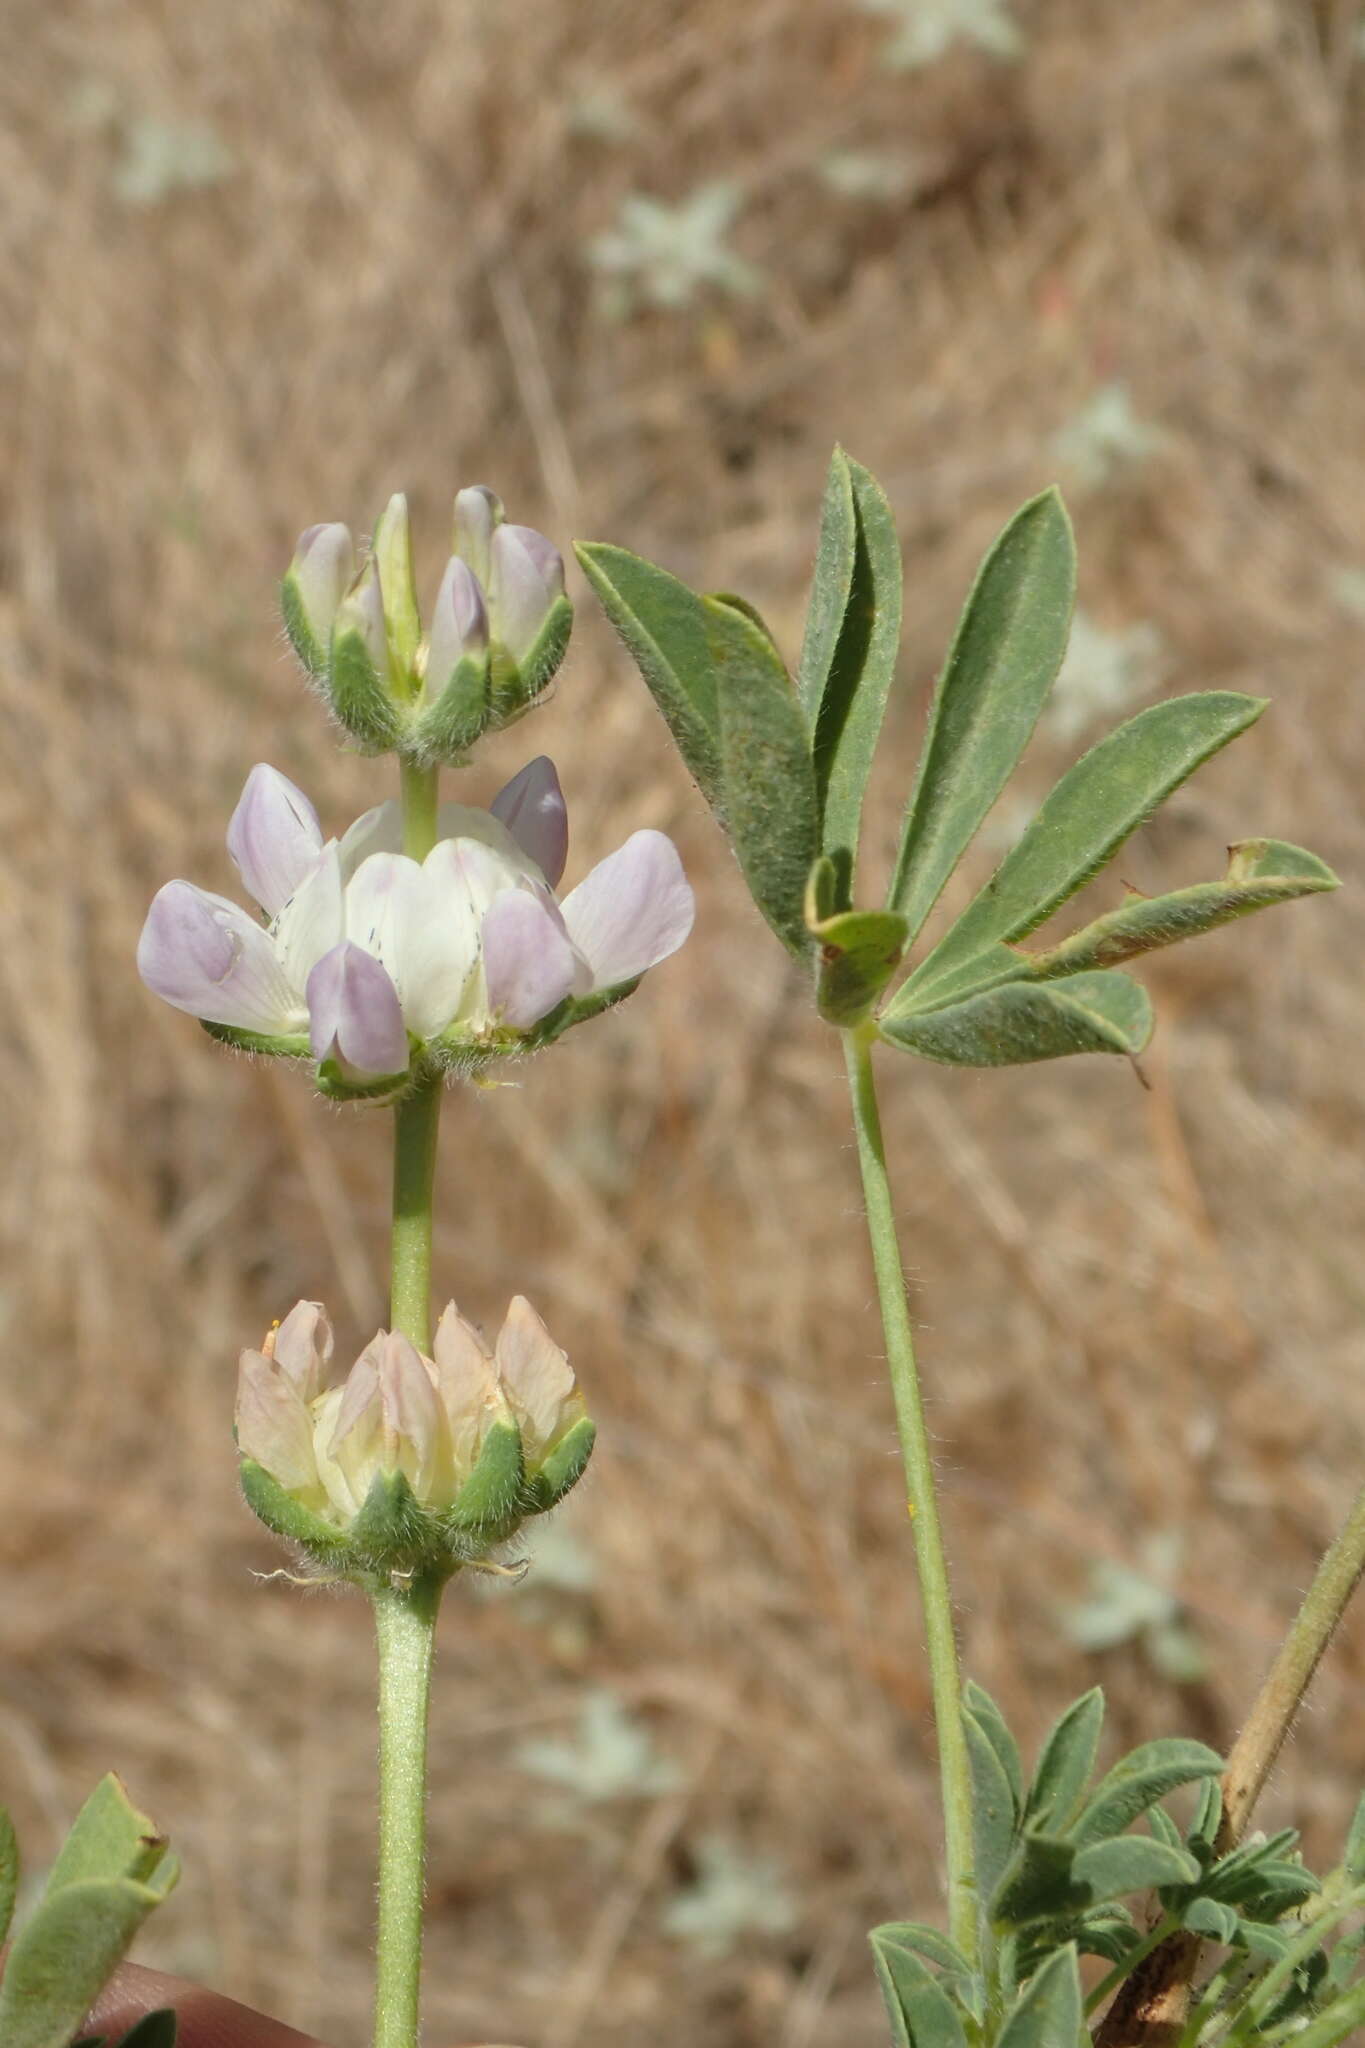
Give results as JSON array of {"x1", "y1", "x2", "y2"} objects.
[
  {"x1": 239, "y1": 1414, "x2": 596, "y2": 1582},
  {"x1": 405, "y1": 594, "x2": 575, "y2": 767}
]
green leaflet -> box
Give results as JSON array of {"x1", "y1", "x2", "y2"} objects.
[
  {"x1": 963, "y1": 1681, "x2": 1024, "y2": 1815},
  {"x1": 573, "y1": 543, "x2": 725, "y2": 814},
  {"x1": 1018, "y1": 838, "x2": 1339, "y2": 983},
  {"x1": 706, "y1": 595, "x2": 821, "y2": 954},
  {"x1": 869, "y1": 1931, "x2": 969, "y2": 2048},
  {"x1": 899, "y1": 691, "x2": 1265, "y2": 1008},
  {"x1": 964, "y1": 1706, "x2": 1019, "y2": 1901},
  {"x1": 801, "y1": 453, "x2": 904, "y2": 863},
  {"x1": 0, "y1": 1779, "x2": 179, "y2": 2048},
  {"x1": 880, "y1": 971, "x2": 1152, "y2": 1068},
  {"x1": 996, "y1": 1944, "x2": 1084, "y2": 2048},
  {"x1": 1070, "y1": 1834, "x2": 1200, "y2": 1903},
  {"x1": 1024, "y1": 1688, "x2": 1105, "y2": 1836},
  {"x1": 1074, "y1": 1737, "x2": 1222, "y2": 1845},
  {"x1": 889, "y1": 490, "x2": 1076, "y2": 942}
]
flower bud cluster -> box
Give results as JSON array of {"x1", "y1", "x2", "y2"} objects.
[
  {"x1": 282, "y1": 489, "x2": 571, "y2": 762},
  {"x1": 236, "y1": 1297, "x2": 593, "y2": 1576}
]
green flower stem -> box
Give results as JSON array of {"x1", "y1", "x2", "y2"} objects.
[
  {"x1": 370, "y1": 752, "x2": 447, "y2": 2048},
  {"x1": 400, "y1": 756, "x2": 440, "y2": 861},
  {"x1": 842, "y1": 1021, "x2": 978, "y2": 1970},
  {"x1": 391, "y1": 756, "x2": 443, "y2": 1354},
  {"x1": 372, "y1": 1571, "x2": 445, "y2": 2048},
  {"x1": 391, "y1": 1072, "x2": 442, "y2": 1355}
]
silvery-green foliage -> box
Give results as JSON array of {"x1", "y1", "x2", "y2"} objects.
[
  {"x1": 586, "y1": 183, "x2": 761, "y2": 316},
  {"x1": 0, "y1": 1779, "x2": 178, "y2": 2048},
  {"x1": 857, "y1": 0, "x2": 1023, "y2": 71},
  {"x1": 112, "y1": 116, "x2": 234, "y2": 206},
  {"x1": 1051, "y1": 383, "x2": 1166, "y2": 494},
  {"x1": 1064, "y1": 1536, "x2": 1208, "y2": 1685},
  {"x1": 871, "y1": 1691, "x2": 1364, "y2": 2044},
  {"x1": 818, "y1": 150, "x2": 916, "y2": 202},
  {"x1": 660, "y1": 1833, "x2": 798, "y2": 1957},
  {"x1": 515, "y1": 1690, "x2": 681, "y2": 1806},
  {"x1": 579, "y1": 447, "x2": 1337, "y2": 1054}
]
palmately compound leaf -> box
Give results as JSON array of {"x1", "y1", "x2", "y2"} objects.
[
  {"x1": 996, "y1": 1943, "x2": 1083, "y2": 2048},
  {"x1": 869, "y1": 1929, "x2": 969, "y2": 2048},
  {"x1": 1074, "y1": 1737, "x2": 1222, "y2": 1846},
  {"x1": 574, "y1": 542, "x2": 725, "y2": 815},
  {"x1": 899, "y1": 690, "x2": 1265, "y2": 1009},
  {"x1": 888, "y1": 489, "x2": 1076, "y2": 942},
  {"x1": 881, "y1": 970, "x2": 1151, "y2": 1068},
  {"x1": 1024, "y1": 1688, "x2": 1105, "y2": 1837},
  {"x1": 799, "y1": 451, "x2": 904, "y2": 866},
  {"x1": 706, "y1": 595, "x2": 821, "y2": 955}
]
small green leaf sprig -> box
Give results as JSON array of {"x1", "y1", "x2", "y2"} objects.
[
  {"x1": 0, "y1": 1777, "x2": 178, "y2": 2048},
  {"x1": 871, "y1": 1684, "x2": 1365, "y2": 2046},
  {"x1": 579, "y1": 448, "x2": 1337, "y2": 1066}
]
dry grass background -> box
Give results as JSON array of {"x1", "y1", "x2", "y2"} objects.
[{"x1": 3, "y1": 1, "x2": 1365, "y2": 2042}]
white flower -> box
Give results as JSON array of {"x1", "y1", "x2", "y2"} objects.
[{"x1": 137, "y1": 758, "x2": 694, "y2": 1080}]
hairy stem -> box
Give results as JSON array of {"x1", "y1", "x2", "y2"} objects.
[
  {"x1": 842, "y1": 1023, "x2": 978, "y2": 1969},
  {"x1": 1220, "y1": 1479, "x2": 1365, "y2": 1844},
  {"x1": 370, "y1": 753, "x2": 447, "y2": 2048},
  {"x1": 391, "y1": 1072, "x2": 442, "y2": 1353},
  {"x1": 372, "y1": 1572, "x2": 444, "y2": 2048}
]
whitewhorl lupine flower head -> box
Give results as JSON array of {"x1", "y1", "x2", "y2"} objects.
[
  {"x1": 280, "y1": 487, "x2": 571, "y2": 762},
  {"x1": 136, "y1": 757, "x2": 693, "y2": 1097},
  {"x1": 236, "y1": 1296, "x2": 593, "y2": 1574}
]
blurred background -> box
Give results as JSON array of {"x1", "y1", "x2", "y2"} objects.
[{"x1": 3, "y1": 2, "x2": 1365, "y2": 2042}]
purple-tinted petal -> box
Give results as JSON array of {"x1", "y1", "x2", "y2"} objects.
[
  {"x1": 137, "y1": 881, "x2": 301, "y2": 1033},
  {"x1": 423, "y1": 556, "x2": 489, "y2": 706},
  {"x1": 273, "y1": 842, "x2": 345, "y2": 994},
  {"x1": 490, "y1": 756, "x2": 569, "y2": 886},
  {"x1": 558, "y1": 830, "x2": 695, "y2": 991},
  {"x1": 452, "y1": 485, "x2": 504, "y2": 587},
  {"x1": 333, "y1": 556, "x2": 390, "y2": 672},
  {"x1": 488, "y1": 524, "x2": 565, "y2": 664},
  {"x1": 289, "y1": 523, "x2": 353, "y2": 650},
  {"x1": 306, "y1": 940, "x2": 409, "y2": 1078},
  {"x1": 236, "y1": 1350, "x2": 320, "y2": 1494},
  {"x1": 482, "y1": 890, "x2": 578, "y2": 1029},
  {"x1": 226, "y1": 765, "x2": 325, "y2": 916},
  {"x1": 268, "y1": 1300, "x2": 334, "y2": 1401}
]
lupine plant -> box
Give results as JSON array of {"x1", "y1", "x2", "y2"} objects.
[
  {"x1": 8, "y1": 455, "x2": 1364, "y2": 2048},
  {"x1": 577, "y1": 450, "x2": 1365, "y2": 2045}
]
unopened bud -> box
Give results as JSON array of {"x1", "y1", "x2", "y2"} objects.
[
  {"x1": 236, "y1": 1294, "x2": 594, "y2": 1577},
  {"x1": 328, "y1": 559, "x2": 401, "y2": 751},
  {"x1": 281, "y1": 523, "x2": 354, "y2": 675}
]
